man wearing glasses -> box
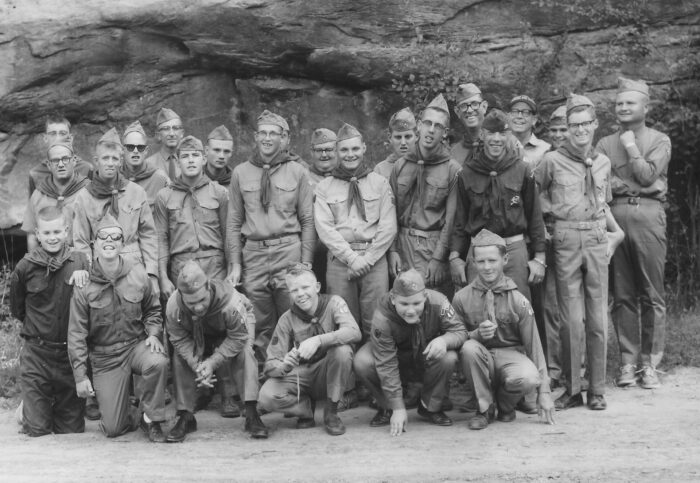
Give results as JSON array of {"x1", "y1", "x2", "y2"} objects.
[
  {"x1": 227, "y1": 110, "x2": 315, "y2": 361},
  {"x1": 451, "y1": 83, "x2": 487, "y2": 167},
  {"x1": 28, "y1": 114, "x2": 93, "y2": 197},
  {"x1": 22, "y1": 140, "x2": 90, "y2": 251},
  {"x1": 389, "y1": 95, "x2": 461, "y2": 298},
  {"x1": 121, "y1": 121, "x2": 169, "y2": 210},
  {"x1": 507, "y1": 95, "x2": 551, "y2": 168},
  {"x1": 144, "y1": 108, "x2": 185, "y2": 181}
]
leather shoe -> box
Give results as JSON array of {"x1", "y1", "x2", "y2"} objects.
[
  {"x1": 497, "y1": 409, "x2": 516, "y2": 422},
  {"x1": 85, "y1": 397, "x2": 101, "y2": 421},
  {"x1": 515, "y1": 398, "x2": 538, "y2": 415},
  {"x1": 244, "y1": 412, "x2": 269, "y2": 439},
  {"x1": 554, "y1": 392, "x2": 584, "y2": 411},
  {"x1": 417, "y1": 402, "x2": 452, "y2": 426},
  {"x1": 220, "y1": 396, "x2": 241, "y2": 418},
  {"x1": 468, "y1": 404, "x2": 495, "y2": 430},
  {"x1": 587, "y1": 394, "x2": 607, "y2": 411},
  {"x1": 369, "y1": 408, "x2": 392, "y2": 427},
  {"x1": 337, "y1": 390, "x2": 359, "y2": 412},
  {"x1": 166, "y1": 411, "x2": 197, "y2": 443},
  {"x1": 296, "y1": 417, "x2": 315, "y2": 429},
  {"x1": 140, "y1": 416, "x2": 166, "y2": 443},
  {"x1": 324, "y1": 413, "x2": 346, "y2": 436}
]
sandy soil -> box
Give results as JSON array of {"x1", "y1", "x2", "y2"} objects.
[{"x1": 1, "y1": 367, "x2": 699, "y2": 482}]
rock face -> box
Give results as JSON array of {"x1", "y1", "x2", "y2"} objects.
[{"x1": 0, "y1": 0, "x2": 698, "y2": 228}]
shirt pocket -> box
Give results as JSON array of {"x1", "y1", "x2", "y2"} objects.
[
  {"x1": 241, "y1": 181, "x2": 262, "y2": 211},
  {"x1": 88, "y1": 292, "x2": 112, "y2": 326},
  {"x1": 424, "y1": 176, "x2": 448, "y2": 211},
  {"x1": 197, "y1": 197, "x2": 220, "y2": 226},
  {"x1": 274, "y1": 180, "x2": 298, "y2": 213},
  {"x1": 361, "y1": 189, "x2": 382, "y2": 223},
  {"x1": 552, "y1": 174, "x2": 582, "y2": 207},
  {"x1": 503, "y1": 178, "x2": 525, "y2": 224},
  {"x1": 121, "y1": 285, "x2": 145, "y2": 321},
  {"x1": 168, "y1": 207, "x2": 187, "y2": 225},
  {"x1": 326, "y1": 193, "x2": 349, "y2": 223},
  {"x1": 119, "y1": 203, "x2": 140, "y2": 238},
  {"x1": 26, "y1": 276, "x2": 49, "y2": 295},
  {"x1": 466, "y1": 178, "x2": 489, "y2": 215}
]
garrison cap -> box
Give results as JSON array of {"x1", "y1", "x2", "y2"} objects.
[
  {"x1": 566, "y1": 93, "x2": 594, "y2": 114},
  {"x1": 178, "y1": 135, "x2": 204, "y2": 152},
  {"x1": 337, "y1": 123, "x2": 362, "y2": 142},
  {"x1": 257, "y1": 110, "x2": 289, "y2": 132},
  {"x1": 471, "y1": 228, "x2": 506, "y2": 248},
  {"x1": 311, "y1": 128, "x2": 337, "y2": 146},
  {"x1": 508, "y1": 95, "x2": 538, "y2": 113},
  {"x1": 456, "y1": 83, "x2": 482, "y2": 105},
  {"x1": 177, "y1": 261, "x2": 208, "y2": 295},
  {"x1": 617, "y1": 77, "x2": 649, "y2": 96},
  {"x1": 389, "y1": 108, "x2": 417, "y2": 132},
  {"x1": 482, "y1": 109, "x2": 509, "y2": 133},
  {"x1": 426, "y1": 94, "x2": 449, "y2": 114},
  {"x1": 549, "y1": 105, "x2": 568, "y2": 123},
  {"x1": 46, "y1": 140, "x2": 74, "y2": 159},
  {"x1": 94, "y1": 213, "x2": 123, "y2": 237},
  {"x1": 97, "y1": 127, "x2": 122, "y2": 147},
  {"x1": 156, "y1": 108, "x2": 181, "y2": 127},
  {"x1": 207, "y1": 125, "x2": 233, "y2": 141},
  {"x1": 123, "y1": 120, "x2": 147, "y2": 140},
  {"x1": 391, "y1": 268, "x2": 426, "y2": 297}
]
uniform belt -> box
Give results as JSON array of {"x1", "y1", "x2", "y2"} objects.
[
  {"x1": 348, "y1": 241, "x2": 372, "y2": 250},
  {"x1": 400, "y1": 227, "x2": 440, "y2": 239},
  {"x1": 91, "y1": 336, "x2": 144, "y2": 354},
  {"x1": 610, "y1": 196, "x2": 661, "y2": 206},
  {"x1": 22, "y1": 335, "x2": 66, "y2": 349},
  {"x1": 471, "y1": 233, "x2": 524, "y2": 245},
  {"x1": 554, "y1": 220, "x2": 605, "y2": 230},
  {"x1": 245, "y1": 234, "x2": 299, "y2": 248},
  {"x1": 172, "y1": 248, "x2": 223, "y2": 260}
]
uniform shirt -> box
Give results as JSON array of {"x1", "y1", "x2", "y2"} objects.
[
  {"x1": 264, "y1": 295, "x2": 361, "y2": 377},
  {"x1": 68, "y1": 259, "x2": 162, "y2": 383},
  {"x1": 28, "y1": 156, "x2": 93, "y2": 196},
  {"x1": 166, "y1": 280, "x2": 251, "y2": 372},
  {"x1": 450, "y1": 136, "x2": 481, "y2": 167},
  {"x1": 537, "y1": 150, "x2": 612, "y2": 222},
  {"x1": 373, "y1": 153, "x2": 399, "y2": 180},
  {"x1": 518, "y1": 133, "x2": 551, "y2": 170},
  {"x1": 390, "y1": 157, "x2": 462, "y2": 261},
  {"x1": 452, "y1": 275, "x2": 550, "y2": 393},
  {"x1": 370, "y1": 290, "x2": 467, "y2": 410},
  {"x1": 144, "y1": 149, "x2": 180, "y2": 181},
  {"x1": 595, "y1": 126, "x2": 671, "y2": 201},
  {"x1": 450, "y1": 160, "x2": 546, "y2": 255},
  {"x1": 10, "y1": 248, "x2": 89, "y2": 343},
  {"x1": 307, "y1": 170, "x2": 332, "y2": 190},
  {"x1": 153, "y1": 179, "x2": 229, "y2": 274},
  {"x1": 125, "y1": 168, "x2": 169, "y2": 209},
  {"x1": 72, "y1": 181, "x2": 158, "y2": 275},
  {"x1": 227, "y1": 160, "x2": 315, "y2": 265},
  {"x1": 314, "y1": 172, "x2": 397, "y2": 267},
  {"x1": 21, "y1": 187, "x2": 83, "y2": 241}
]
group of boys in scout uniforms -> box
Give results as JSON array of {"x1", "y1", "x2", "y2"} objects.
[{"x1": 11, "y1": 75, "x2": 670, "y2": 442}]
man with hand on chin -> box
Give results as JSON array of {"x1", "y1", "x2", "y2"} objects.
[
  {"x1": 258, "y1": 265, "x2": 361, "y2": 435},
  {"x1": 454, "y1": 229, "x2": 555, "y2": 430},
  {"x1": 68, "y1": 216, "x2": 168, "y2": 442},
  {"x1": 353, "y1": 269, "x2": 467, "y2": 436}
]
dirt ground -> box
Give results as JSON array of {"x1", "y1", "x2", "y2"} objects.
[{"x1": 0, "y1": 368, "x2": 699, "y2": 482}]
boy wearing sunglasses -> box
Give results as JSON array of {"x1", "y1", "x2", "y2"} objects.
[{"x1": 121, "y1": 121, "x2": 169, "y2": 210}]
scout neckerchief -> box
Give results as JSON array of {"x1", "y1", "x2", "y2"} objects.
[
  {"x1": 249, "y1": 149, "x2": 293, "y2": 213},
  {"x1": 89, "y1": 256, "x2": 133, "y2": 303},
  {"x1": 378, "y1": 296, "x2": 426, "y2": 368},
  {"x1": 36, "y1": 173, "x2": 89, "y2": 208},
  {"x1": 86, "y1": 172, "x2": 128, "y2": 218},
  {"x1": 121, "y1": 160, "x2": 158, "y2": 183},
  {"x1": 465, "y1": 140, "x2": 520, "y2": 221},
  {"x1": 204, "y1": 163, "x2": 232, "y2": 186},
  {"x1": 330, "y1": 162, "x2": 373, "y2": 221},
  {"x1": 308, "y1": 163, "x2": 333, "y2": 179},
  {"x1": 471, "y1": 274, "x2": 518, "y2": 326},
  {"x1": 169, "y1": 175, "x2": 210, "y2": 209},
  {"x1": 557, "y1": 139, "x2": 600, "y2": 211},
  {"x1": 400, "y1": 144, "x2": 451, "y2": 224},
  {"x1": 176, "y1": 279, "x2": 234, "y2": 362},
  {"x1": 290, "y1": 294, "x2": 332, "y2": 363},
  {"x1": 25, "y1": 245, "x2": 72, "y2": 277}
]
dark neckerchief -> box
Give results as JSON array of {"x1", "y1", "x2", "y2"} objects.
[
  {"x1": 86, "y1": 172, "x2": 128, "y2": 218},
  {"x1": 169, "y1": 175, "x2": 210, "y2": 209},
  {"x1": 204, "y1": 164, "x2": 232, "y2": 186},
  {"x1": 400, "y1": 143, "x2": 452, "y2": 223},
  {"x1": 36, "y1": 173, "x2": 89, "y2": 208},
  {"x1": 557, "y1": 139, "x2": 600, "y2": 211},
  {"x1": 330, "y1": 163, "x2": 373, "y2": 221},
  {"x1": 290, "y1": 294, "x2": 332, "y2": 363},
  {"x1": 121, "y1": 161, "x2": 157, "y2": 183},
  {"x1": 25, "y1": 245, "x2": 72, "y2": 277},
  {"x1": 249, "y1": 150, "x2": 292, "y2": 212}
]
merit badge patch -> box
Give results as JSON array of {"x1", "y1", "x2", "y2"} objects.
[
  {"x1": 374, "y1": 328, "x2": 382, "y2": 339},
  {"x1": 440, "y1": 303, "x2": 455, "y2": 319},
  {"x1": 338, "y1": 301, "x2": 349, "y2": 314},
  {"x1": 510, "y1": 195, "x2": 521, "y2": 207},
  {"x1": 271, "y1": 336, "x2": 279, "y2": 346}
]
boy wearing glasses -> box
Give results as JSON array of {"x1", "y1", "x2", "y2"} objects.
[
  {"x1": 307, "y1": 128, "x2": 338, "y2": 187},
  {"x1": 507, "y1": 95, "x2": 551, "y2": 168},
  {"x1": 389, "y1": 95, "x2": 461, "y2": 296},
  {"x1": 121, "y1": 121, "x2": 168, "y2": 209},
  {"x1": 204, "y1": 125, "x2": 235, "y2": 187},
  {"x1": 536, "y1": 94, "x2": 624, "y2": 411},
  {"x1": 451, "y1": 83, "x2": 487, "y2": 167},
  {"x1": 227, "y1": 110, "x2": 315, "y2": 358},
  {"x1": 374, "y1": 108, "x2": 417, "y2": 180},
  {"x1": 22, "y1": 141, "x2": 90, "y2": 251},
  {"x1": 144, "y1": 108, "x2": 185, "y2": 181},
  {"x1": 68, "y1": 216, "x2": 169, "y2": 442}
]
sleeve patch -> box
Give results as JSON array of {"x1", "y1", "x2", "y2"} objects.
[
  {"x1": 440, "y1": 303, "x2": 455, "y2": 319},
  {"x1": 337, "y1": 300, "x2": 349, "y2": 314},
  {"x1": 270, "y1": 336, "x2": 279, "y2": 346},
  {"x1": 374, "y1": 328, "x2": 382, "y2": 339}
]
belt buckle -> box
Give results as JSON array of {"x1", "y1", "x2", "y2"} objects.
[{"x1": 628, "y1": 197, "x2": 640, "y2": 205}]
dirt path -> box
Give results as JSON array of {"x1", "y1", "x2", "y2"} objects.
[{"x1": 1, "y1": 367, "x2": 699, "y2": 482}]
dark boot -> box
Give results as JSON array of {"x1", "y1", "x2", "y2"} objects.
[
  {"x1": 85, "y1": 396, "x2": 101, "y2": 421},
  {"x1": 323, "y1": 399, "x2": 346, "y2": 436},
  {"x1": 244, "y1": 401, "x2": 269, "y2": 439},
  {"x1": 140, "y1": 415, "x2": 166, "y2": 443},
  {"x1": 369, "y1": 408, "x2": 392, "y2": 427},
  {"x1": 220, "y1": 396, "x2": 241, "y2": 418},
  {"x1": 166, "y1": 411, "x2": 197, "y2": 443}
]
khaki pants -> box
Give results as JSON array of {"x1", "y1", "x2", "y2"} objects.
[
  {"x1": 258, "y1": 345, "x2": 354, "y2": 418},
  {"x1": 396, "y1": 228, "x2": 453, "y2": 298},
  {"x1": 91, "y1": 340, "x2": 168, "y2": 437},
  {"x1": 459, "y1": 340, "x2": 540, "y2": 413},
  {"x1": 353, "y1": 342, "x2": 457, "y2": 412}
]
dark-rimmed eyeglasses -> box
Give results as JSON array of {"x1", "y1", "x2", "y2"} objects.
[
  {"x1": 457, "y1": 101, "x2": 483, "y2": 113},
  {"x1": 509, "y1": 109, "x2": 534, "y2": 117},
  {"x1": 420, "y1": 119, "x2": 447, "y2": 131},
  {"x1": 568, "y1": 120, "x2": 595, "y2": 130},
  {"x1": 47, "y1": 156, "x2": 72, "y2": 165},
  {"x1": 312, "y1": 148, "x2": 335, "y2": 155}
]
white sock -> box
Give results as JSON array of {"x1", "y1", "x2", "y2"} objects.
[{"x1": 143, "y1": 413, "x2": 152, "y2": 423}]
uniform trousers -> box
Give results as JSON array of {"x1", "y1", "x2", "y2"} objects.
[
  {"x1": 353, "y1": 343, "x2": 457, "y2": 412},
  {"x1": 91, "y1": 340, "x2": 168, "y2": 437},
  {"x1": 459, "y1": 340, "x2": 541, "y2": 413},
  {"x1": 258, "y1": 345, "x2": 354, "y2": 418},
  {"x1": 396, "y1": 228, "x2": 453, "y2": 299},
  {"x1": 20, "y1": 340, "x2": 85, "y2": 437},
  {"x1": 610, "y1": 200, "x2": 666, "y2": 368}
]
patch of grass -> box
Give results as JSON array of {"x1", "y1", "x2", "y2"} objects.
[{"x1": 0, "y1": 264, "x2": 21, "y2": 401}]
